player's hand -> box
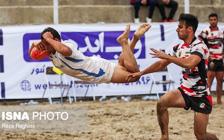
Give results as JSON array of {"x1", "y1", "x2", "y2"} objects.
[
  {"x1": 42, "y1": 32, "x2": 53, "y2": 41},
  {"x1": 127, "y1": 71, "x2": 142, "y2": 80},
  {"x1": 150, "y1": 48, "x2": 169, "y2": 59},
  {"x1": 29, "y1": 41, "x2": 50, "y2": 60},
  {"x1": 34, "y1": 41, "x2": 47, "y2": 51}
]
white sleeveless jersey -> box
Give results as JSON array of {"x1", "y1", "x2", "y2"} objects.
[{"x1": 49, "y1": 42, "x2": 116, "y2": 83}]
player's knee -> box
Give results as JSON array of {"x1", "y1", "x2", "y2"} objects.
[
  {"x1": 128, "y1": 67, "x2": 139, "y2": 73},
  {"x1": 195, "y1": 134, "x2": 205, "y2": 140},
  {"x1": 194, "y1": 131, "x2": 205, "y2": 140},
  {"x1": 157, "y1": 99, "x2": 167, "y2": 112}
]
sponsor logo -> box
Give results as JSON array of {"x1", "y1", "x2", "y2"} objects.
[
  {"x1": 20, "y1": 80, "x2": 31, "y2": 91},
  {"x1": 199, "y1": 103, "x2": 206, "y2": 109}
]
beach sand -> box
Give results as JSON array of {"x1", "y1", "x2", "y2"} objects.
[{"x1": 0, "y1": 97, "x2": 223, "y2": 140}]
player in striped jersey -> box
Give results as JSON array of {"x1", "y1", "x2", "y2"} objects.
[
  {"x1": 130, "y1": 13, "x2": 218, "y2": 140},
  {"x1": 198, "y1": 13, "x2": 224, "y2": 104}
]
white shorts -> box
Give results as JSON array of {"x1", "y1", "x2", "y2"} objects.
[{"x1": 89, "y1": 57, "x2": 116, "y2": 83}]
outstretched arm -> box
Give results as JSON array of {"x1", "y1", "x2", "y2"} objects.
[
  {"x1": 141, "y1": 59, "x2": 170, "y2": 75},
  {"x1": 150, "y1": 48, "x2": 201, "y2": 69},
  {"x1": 129, "y1": 59, "x2": 170, "y2": 79},
  {"x1": 42, "y1": 32, "x2": 72, "y2": 56}
]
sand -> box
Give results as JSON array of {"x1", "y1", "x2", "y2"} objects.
[{"x1": 0, "y1": 97, "x2": 223, "y2": 140}]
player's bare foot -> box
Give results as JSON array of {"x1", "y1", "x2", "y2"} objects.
[
  {"x1": 134, "y1": 23, "x2": 151, "y2": 39},
  {"x1": 117, "y1": 24, "x2": 130, "y2": 45},
  {"x1": 160, "y1": 135, "x2": 168, "y2": 140}
]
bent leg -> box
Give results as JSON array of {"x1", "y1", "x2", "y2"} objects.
[
  {"x1": 130, "y1": 23, "x2": 151, "y2": 51},
  {"x1": 167, "y1": 0, "x2": 178, "y2": 19},
  {"x1": 117, "y1": 24, "x2": 151, "y2": 73},
  {"x1": 157, "y1": 89, "x2": 186, "y2": 140},
  {"x1": 117, "y1": 25, "x2": 139, "y2": 73},
  {"x1": 157, "y1": 2, "x2": 167, "y2": 20},
  {"x1": 148, "y1": 0, "x2": 156, "y2": 19},
  {"x1": 215, "y1": 71, "x2": 223, "y2": 104},
  {"x1": 194, "y1": 112, "x2": 219, "y2": 140},
  {"x1": 134, "y1": 1, "x2": 141, "y2": 18}
]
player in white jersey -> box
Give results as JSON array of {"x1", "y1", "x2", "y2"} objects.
[
  {"x1": 130, "y1": 13, "x2": 218, "y2": 140},
  {"x1": 31, "y1": 23, "x2": 150, "y2": 83},
  {"x1": 198, "y1": 13, "x2": 224, "y2": 104}
]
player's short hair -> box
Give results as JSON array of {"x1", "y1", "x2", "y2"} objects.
[
  {"x1": 178, "y1": 13, "x2": 198, "y2": 33},
  {"x1": 41, "y1": 27, "x2": 61, "y2": 41},
  {"x1": 208, "y1": 13, "x2": 218, "y2": 19}
]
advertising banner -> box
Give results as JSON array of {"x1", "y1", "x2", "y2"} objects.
[{"x1": 0, "y1": 23, "x2": 222, "y2": 99}]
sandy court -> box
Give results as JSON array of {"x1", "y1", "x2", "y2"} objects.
[{"x1": 0, "y1": 97, "x2": 223, "y2": 140}]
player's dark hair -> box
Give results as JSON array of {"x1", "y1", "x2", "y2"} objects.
[
  {"x1": 178, "y1": 13, "x2": 198, "y2": 33},
  {"x1": 208, "y1": 13, "x2": 218, "y2": 19},
  {"x1": 41, "y1": 27, "x2": 61, "y2": 41}
]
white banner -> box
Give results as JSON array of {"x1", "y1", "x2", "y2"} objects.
[{"x1": 0, "y1": 23, "x2": 223, "y2": 99}]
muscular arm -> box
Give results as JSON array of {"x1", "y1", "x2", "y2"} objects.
[
  {"x1": 150, "y1": 48, "x2": 202, "y2": 69},
  {"x1": 44, "y1": 37, "x2": 72, "y2": 56},
  {"x1": 164, "y1": 54, "x2": 201, "y2": 69},
  {"x1": 141, "y1": 59, "x2": 170, "y2": 75}
]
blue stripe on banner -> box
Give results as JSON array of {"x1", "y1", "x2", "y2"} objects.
[
  {"x1": 160, "y1": 25, "x2": 165, "y2": 41},
  {"x1": 1, "y1": 82, "x2": 5, "y2": 98},
  {"x1": 0, "y1": 29, "x2": 3, "y2": 45},
  {"x1": 162, "y1": 75, "x2": 167, "y2": 91},
  {"x1": 0, "y1": 55, "x2": 4, "y2": 73}
]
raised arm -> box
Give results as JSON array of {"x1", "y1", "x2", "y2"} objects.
[{"x1": 42, "y1": 32, "x2": 72, "y2": 56}]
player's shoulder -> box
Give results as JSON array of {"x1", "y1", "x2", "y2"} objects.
[
  {"x1": 200, "y1": 26, "x2": 210, "y2": 35},
  {"x1": 202, "y1": 26, "x2": 210, "y2": 32},
  {"x1": 192, "y1": 38, "x2": 206, "y2": 47},
  {"x1": 172, "y1": 43, "x2": 180, "y2": 52},
  {"x1": 62, "y1": 41, "x2": 74, "y2": 48},
  {"x1": 192, "y1": 38, "x2": 209, "y2": 55}
]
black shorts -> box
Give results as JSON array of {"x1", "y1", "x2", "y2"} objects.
[
  {"x1": 208, "y1": 59, "x2": 224, "y2": 71},
  {"x1": 178, "y1": 88, "x2": 213, "y2": 114}
]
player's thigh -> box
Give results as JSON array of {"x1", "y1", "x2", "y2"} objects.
[
  {"x1": 158, "y1": 89, "x2": 186, "y2": 108},
  {"x1": 194, "y1": 112, "x2": 209, "y2": 136},
  {"x1": 215, "y1": 71, "x2": 224, "y2": 82},
  {"x1": 207, "y1": 71, "x2": 215, "y2": 78},
  {"x1": 118, "y1": 52, "x2": 124, "y2": 66}
]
